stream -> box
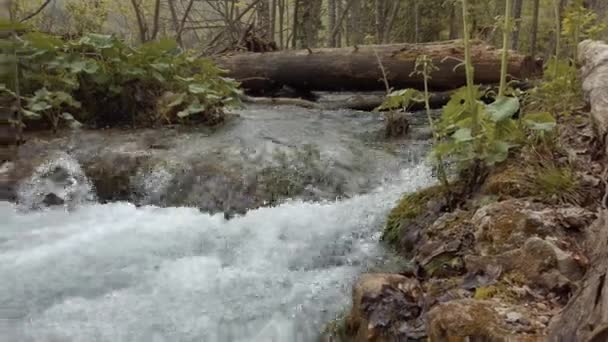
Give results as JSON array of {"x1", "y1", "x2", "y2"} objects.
[{"x1": 1, "y1": 105, "x2": 434, "y2": 342}]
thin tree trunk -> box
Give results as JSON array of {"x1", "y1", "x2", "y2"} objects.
[
  {"x1": 292, "y1": 0, "x2": 299, "y2": 48},
  {"x1": 270, "y1": 0, "x2": 276, "y2": 43},
  {"x1": 278, "y1": 0, "x2": 285, "y2": 48},
  {"x1": 329, "y1": 0, "x2": 355, "y2": 46},
  {"x1": 375, "y1": 0, "x2": 386, "y2": 44},
  {"x1": 176, "y1": 0, "x2": 195, "y2": 47},
  {"x1": 449, "y1": 2, "x2": 458, "y2": 40},
  {"x1": 256, "y1": 0, "x2": 271, "y2": 39},
  {"x1": 150, "y1": 0, "x2": 161, "y2": 40},
  {"x1": 347, "y1": 0, "x2": 363, "y2": 45},
  {"x1": 414, "y1": 0, "x2": 420, "y2": 43},
  {"x1": 384, "y1": 0, "x2": 400, "y2": 44},
  {"x1": 511, "y1": 0, "x2": 523, "y2": 50},
  {"x1": 531, "y1": 0, "x2": 540, "y2": 56},
  {"x1": 328, "y1": 0, "x2": 337, "y2": 47},
  {"x1": 130, "y1": 0, "x2": 148, "y2": 43},
  {"x1": 336, "y1": 0, "x2": 343, "y2": 46}
]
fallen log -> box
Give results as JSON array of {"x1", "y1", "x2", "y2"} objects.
[{"x1": 217, "y1": 40, "x2": 542, "y2": 94}]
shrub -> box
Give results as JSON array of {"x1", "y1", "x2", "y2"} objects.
[{"x1": 1, "y1": 30, "x2": 241, "y2": 130}]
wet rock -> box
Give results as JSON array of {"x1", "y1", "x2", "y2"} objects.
[
  {"x1": 383, "y1": 185, "x2": 446, "y2": 254},
  {"x1": 42, "y1": 193, "x2": 65, "y2": 206},
  {"x1": 346, "y1": 273, "x2": 426, "y2": 341},
  {"x1": 427, "y1": 299, "x2": 512, "y2": 341},
  {"x1": 384, "y1": 112, "x2": 409, "y2": 138}
]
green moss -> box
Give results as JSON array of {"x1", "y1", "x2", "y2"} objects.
[
  {"x1": 383, "y1": 185, "x2": 444, "y2": 247},
  {"x1": 529, "y1": 164, "x2": 582, "y2": 205},
  {"x1": 474, "y1": 286, "x2": 498, "y2": 300},
  {"x1": 423, "y1": 254, "x2": 465, "y2": 278}
]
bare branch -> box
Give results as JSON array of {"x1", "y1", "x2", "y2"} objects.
[{"x1": 20, "y1": 0, "x2": 53, "y2": 22}]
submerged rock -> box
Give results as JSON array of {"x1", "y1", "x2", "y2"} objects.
[{"x1": 7, "y1": 106, "x2": 429, "y2": 213}]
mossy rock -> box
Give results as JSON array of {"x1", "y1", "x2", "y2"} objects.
[
  {"x1": 383, "y1": 185, "x2": 445, "y2": 252},
  {"x1": 481, "y1": 163, "x2": 531, "y2": 198}
]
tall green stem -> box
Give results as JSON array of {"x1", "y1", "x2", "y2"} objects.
[
  {"x1": 499, "y1": 0, "x2": 512, "y2": 98},
  {"x1": 423, "y1": 70, "x2": 450, "y2": 190},
  {"x1": 553, "y1": 0, "x2": 561, "y2": 77},
  {"x1": 461, "y1": 0, "x2": 479, "y2": 137}
]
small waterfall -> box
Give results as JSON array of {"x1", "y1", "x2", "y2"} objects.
[
  {"x1": 0, "y1": 163, "x2": 433, "y2": 342},
  {"x1": 17, "y1": 153, "x2": 96, "y2": 210}
]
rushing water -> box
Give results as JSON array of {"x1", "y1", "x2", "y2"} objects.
[{"x1": 1, "y1": 105, "x2": 434, "y2": 342}]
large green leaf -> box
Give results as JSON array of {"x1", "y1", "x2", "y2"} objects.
[
  {"x1": 69, "y1": 60, "x2": 99, "y2": 74},
  {"x1": 30, "y1": 101, "x2": 51, "y2": 112},
  {"x1": 79, "y1": 34, "x2": 115, "y2": 49},
  {"x1": 22, "y1": 109, "x2": 42, "y2": 120},
  {"x1": 452, "y1": 127, "x2": 474, "y2": 142},
  {"x1": 177, "y1": 102, "x2": 206, "y2": 118},
  {"x1": 487, "y1": 96, "x2": 520, "y2": 122},
  {"x1": 377, "y1": 88, "x2": 420, "y2": 111},
  {"x1": 23, "y1": 32, "x2": 63, "y2": 50},
  {"x1": 188, "y1": 83, "x2": 210, "y2": 94},
  {"x1": 523, "y1": 112, "x2": 557, "y2": 132}
]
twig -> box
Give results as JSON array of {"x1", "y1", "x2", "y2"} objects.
[
  {"x1": 20, "y1": 0, "x2": 52, "y2": 22},
  {"x1": 372, "y1": 48, "x2": 391, "y2": 95}
]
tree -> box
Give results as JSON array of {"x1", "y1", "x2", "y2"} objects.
[
  {"x1": 511, "y1": 0, "x2": 523, "y2": 50},
  {"x1": 531, "y1": 0, "x2": 541, "y2": 56}
]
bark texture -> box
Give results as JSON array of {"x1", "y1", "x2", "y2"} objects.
[
  {"x1": 548, "y1": 211, "x2": 608, "y2": 342},
  {"x1": 549, "y1": 40, "x2": 608, "y2": 341},
  {"x1": 579, "y1": 40, "x2": 608, "y2": 152},
  {"x1": 217, "y1": 40, "x2": 541, "y2": 93}
]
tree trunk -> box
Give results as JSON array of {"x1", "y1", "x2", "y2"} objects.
[
  {"x1": 328, "y1": 0, "x2": 337, "y2": 47},
  {"x1": 511, "y1": 0, "x2": 523, "y2": 50},
  {"x1": 291, "y1": 0, "x2": 299, "y2": 48},
  {"x1": 256, "y1": 0, "x2": 271, "y2": 40},
  {"x1": 530, "y1": 0, "x2": 540, "y2": 56},
  {"x1": 375, "y1": 0, "x2": 386, "y2": 44},
  {"x1": 448, "y1": 3, "x2": 458, "y2": 40},
  {"x1": 217, "y1": 41, "x2": 541, "y2": 94},
  {"x1": 336, "y1": 0, "x2": 343, "y2": 47},
  {"x1": 548, "y1": 211, "x2": 608, "y2": 341},
  {"x1": 347, "y1": 0, "x2": 363, "y2": 45},
  {"x1": 578, "y1": 40, "x2": 608, "y2": 153},
  {"x1": 278, "y1": 0, "x2": 285, "y2": 48}
]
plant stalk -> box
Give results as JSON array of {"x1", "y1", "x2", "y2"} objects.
[
  {"x1": 499, "y1": 0, "x2": 512, "y2": 98},
  {"x1": 461, "y1": 0, "x2": 479, "y2": 137}
]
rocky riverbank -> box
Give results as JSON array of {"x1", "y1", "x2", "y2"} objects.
[
  {"x1": 327, "y1": 40, "x2": 608, "y2": 342},
  {"x1": 327, "y1": 111, "x2": 602, "y2": 341}
]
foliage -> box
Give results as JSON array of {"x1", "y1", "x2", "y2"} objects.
[
  {"x1": 525, "y1": 58, "x2": 583, "y2": 117},
  {"x1": 376, "y1": 88, "x2": 421, "y2": 112},
  {"x1": 0, "y1": 31, "x2": 240, "y2": 130},
  {"x1": 562, "y1": 1, "x2": 607, "y2": 58}
]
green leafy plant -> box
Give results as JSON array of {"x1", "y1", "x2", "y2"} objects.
[
  {"x1": 1, "y1": 30, "x2": 241, "y2": 130},
  {"x1": 411, "y1": 55, "x2": 450, "y2": 190},
  {"x1": 432, "y1": 0, "x2": 555, "y2": 173},
  {"x1": 525, "y1": 58, "x2": 583, "y2": 117},
  {"x1": 562, "y1": 0, "x2": 607, "y2": 59}
]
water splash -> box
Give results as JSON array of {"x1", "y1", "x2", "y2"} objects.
[
  {"x1": 0, "y1": 163, "x2": 433, "y2": 342},
  {"x1": 17, "y1": 153, "x2": 95, "y2": 210}
]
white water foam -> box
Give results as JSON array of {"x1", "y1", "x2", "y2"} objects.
[
  {"x1": 17, "y1": 153, "x2": 95, "y2": 210},
  {"x1": 0, "y1": 163, "x2": 433, "y2": 342}
]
